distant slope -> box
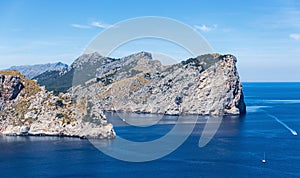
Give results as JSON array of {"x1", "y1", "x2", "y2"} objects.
[
  {"x1": 32, "y1": 69, "x2": 73, "y2": 94},
  {"x1": 33, "y1": 52, "x2": 110, "y2": 93},
  {"x1": 7, "y1": 62, "x2": 68, "y2": 79}
]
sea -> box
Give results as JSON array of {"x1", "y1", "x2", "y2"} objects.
[{"x1": 1, "y1": 83, "x2": 300, "y2": 178}]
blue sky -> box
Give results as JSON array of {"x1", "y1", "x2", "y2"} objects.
[{"x1": 0, "y1": 0, "x2": 299, "y2": 81}]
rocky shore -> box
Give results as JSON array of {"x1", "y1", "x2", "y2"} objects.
[{"x1": 0, "y1": 70, "x2": 116, "y2": 138}]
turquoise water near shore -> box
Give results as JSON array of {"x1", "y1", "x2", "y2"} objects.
[{"x1": 1, "y1": 83, "x2": 300, "y2": 178}]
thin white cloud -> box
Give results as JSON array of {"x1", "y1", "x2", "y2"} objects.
[
  {"x1": 90, "y1": 21, "x2": 112, "y2": 29},
  {"x1": 195, "y1": 25, "x2": 210, "y2": 32},
  {"x1": 194, "y1": 24, "x2": 217, "y2": 32},
  {"x1": 71, "y1": 20, "x2": 113, "y2": 29},
  {"x1": 289, "y1": 33, "x2": 300, "y2": 40},
  {"x1": 71, "y1": 24, "x2": 91, "y2": 29}
]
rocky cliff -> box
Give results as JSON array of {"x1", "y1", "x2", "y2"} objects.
[
  {"x1": 72, "y1": 52, "x2": 246, "y2": 115},
  {"x1": 0, "y1": 70, "x2": 115, "y2": 138}
]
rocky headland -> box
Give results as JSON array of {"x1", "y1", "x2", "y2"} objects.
[
  {"x1": 0, "y1": 70, "x2": 115, "y2": 138},
  {"x1": 0, "y1": 51, "x2": 246, "y2": 137},
  {"x1": 71, "y1": 52, "x2": 246, "y2": 116}
]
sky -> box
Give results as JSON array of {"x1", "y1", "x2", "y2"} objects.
[{"x1": 0, "y1": 0, "x2": 299, "y2": 82}]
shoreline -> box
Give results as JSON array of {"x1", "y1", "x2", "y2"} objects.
[{"x1": 0, "y1": 133, "x2": 115, "y2": 139}]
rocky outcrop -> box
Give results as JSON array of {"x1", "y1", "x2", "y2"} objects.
[
  {"x1": 7, "y1": 62, "x2": 68, "y2": 79},
  {"x1": 0, "y1": 74, "x2": 24, "y2": 101},
  {"x1": 0, "y1": 71, "x2": 29, "y2": 111},
  {"x1": 0, "y1": 71, "x2": 115, "y2": 138},
  {"x1": 72, "y1": 52, "x2": 246, "y2": 115}
]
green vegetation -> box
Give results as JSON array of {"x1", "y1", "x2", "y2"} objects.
[
  {"x1": 56, "y1": 113, "x2": 64, "y2": 118},
  {"x1": 33, "y1": 58, "x2": 106, "y2": 93},
  {"x1": 181, "y1": 54, "x2": 222, "y2": 71},
  {"x1": 33, "y1": 70, "x2": 73, "y2": 94},
  {"x1": 98, "y1": 71, "x2": 116, "y2": 86},
  {"x1": 55, "y1": 100, "x2": 65, "y2": 107}
]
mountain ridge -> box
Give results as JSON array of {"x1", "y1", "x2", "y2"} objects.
[
  {"x1": 33, "y1": 51, "x2": 155, "y2": 93},
  {"x1": 4, "y1": 51, "x2": 246, "y2": 116},
  {"x1": 70, "y1": 52, "x2": 246, "y2": 115},
  {"x1": 7, "y1": 62, "x2": 68, "y2": 79}
]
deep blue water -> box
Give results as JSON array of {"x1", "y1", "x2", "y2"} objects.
[{"x1": 1, "y1": 83, "x2": 300, "y2": 178}]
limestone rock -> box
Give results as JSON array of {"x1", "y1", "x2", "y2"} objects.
[
  {"x1": 0, "y1": 71, "x2": 116, "y2": 138},
  {"x1": 73, "y1": 53, "x2": 246, "y2": 116}
]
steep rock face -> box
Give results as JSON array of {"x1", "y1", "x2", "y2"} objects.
[
  {"x1": 7, "y1": 62, "x2": 68, "y2": 79},
  {"x1": 0, "y1": 71, "x2": 115, "y2": 138},
  {"x1": 0, "y1": 70, "x2": 38, "y2": 111},
  {"x1": 0, "y1": 75, "x2": 24, "y2": 101},
  {"x1": 72, "y1": 53, "x2": 246, "y2": 115}
]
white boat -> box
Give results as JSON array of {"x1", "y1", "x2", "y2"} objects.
[{"x1": 262, "y1": 152, "x2": 266, "y2": 163}]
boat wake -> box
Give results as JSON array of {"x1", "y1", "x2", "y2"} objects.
[{"x1": 266, "y1": 113, "x2": 298, "y2": 136}]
